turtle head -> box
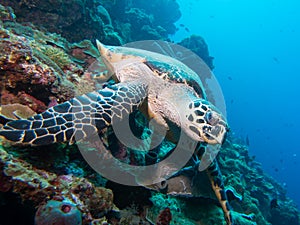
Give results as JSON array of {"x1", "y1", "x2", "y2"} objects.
[
  {"x1": 186, "y1": 99, "x2": 228, "y2": 145},
  {"x1": 96, "y1": 40, "x2": 127, "y2": 64}
]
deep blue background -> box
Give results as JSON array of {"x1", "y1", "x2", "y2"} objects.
[{"x1": 172, "y1": 0, "x2": 300, "y2": 207}]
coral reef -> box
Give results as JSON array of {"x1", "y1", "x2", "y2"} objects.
[
  {"x1": 0, "y1": 140, "x2": 114, "y2": 225},
  {"x1": 178, "y1": 35, "x2": 215, "y2": 70},
  {"x1": 103, "y1": 0, "x2": 181, "y2": 42},
  {"x1": 0, "y1": 0, "x2": 119, "y2": 43},
  {"x1": 0, "y1": 2, "x2": 299, "y2": 225},
  {"x1": 145, "y1": 135, "x2": 300, "y2": 225},
  {"x1": 0, "y1": 23, "x2": 74, "y2": 111},
  {"x1": 0, "y1": 0, "x2": 181, "y2": 44},
  {"x1": 0, "y1": 5, "x2": 107, "y2": 114}
]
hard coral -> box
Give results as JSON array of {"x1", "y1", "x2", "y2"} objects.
[
  {"x1": 1, "y1": 90, "x2": 47, "y2": 113},
  {"x1": 178, "y1": 35, "x2": 214, "y2": 70},
  {"x1": 0, "y1": 5, "x2": 104, "y2": 111},
  {"x1": 39, "y1": 45, "x2": 73, "y2": 70},
  {"x1": 1, "y1": 0, "x2": 123, "y2": 43},
  {"x1": 134, "y1": 0, "x2": 181, "y2": 34},
  {"x1": 0, "y1": 26, "x2": 76, "y2": 108},
  {"x1": 105, "y1": 0, "x2": 180, "y2": 42},
  {"x1": 0, "y1": 103, "x2": 36, "y2": 125},
  {"x1": 0, "y1": 4, "x2": 15, "y2": 22}
]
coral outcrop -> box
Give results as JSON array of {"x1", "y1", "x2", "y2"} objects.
[
  {"x1": 178, "y1": 35, "x2": 215, "y2": 70},
  {"x1": 102, "y1": 0, "x2": 181, "y2": 43},
  {"x1": 0, "y1": 0, "x2": 121, "y2": 44},
  {"x1": 0, "y1": 5, "x2": 109, "y2": 114},
  {"x1": 0, "y1": 0, "x2": 181, "y2": 44},
  {"x1": 145, "y1": 135, "x2": 300, "y2": 225}
]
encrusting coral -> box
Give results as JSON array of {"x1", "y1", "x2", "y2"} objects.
[{"x1": 0, "y1": 104, "x2": 36, "y2": 122}]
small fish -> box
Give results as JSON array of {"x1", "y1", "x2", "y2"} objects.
[
  {"x1": 270, "y1": 199, "x2": 279, "y2": 209},
  {"x1": 227, "y1": 76, "x2": 233, "y2": 80},
  {"x1": 179, "y1": 24, "x2": 185, "y2": 27},
  {"x1": 185, "y1": 27, "x2": 190, "y2": 32},
  {"x1": 246, "y1": 135, "x2": 250, "y2": 146},
  {"x1": 272, "y1": 57, "x2": 279, "y2": 63}
]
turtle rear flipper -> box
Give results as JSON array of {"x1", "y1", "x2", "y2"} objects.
[
  {"x1": 206, "y1": 160, "x2": 233, "y2": 225},
  {"x1": 0, "y1": 81, "x2": 148, "y2": 146}
]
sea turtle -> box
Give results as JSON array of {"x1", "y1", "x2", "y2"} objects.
[{"x1": 0, "y1": 41, "x2": 232, "y2": 224}]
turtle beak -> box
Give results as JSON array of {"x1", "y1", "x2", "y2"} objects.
[
  {"x1": 96, "y1": 40, "x2": 123, "y2": 64},
  {"x1": 201, "y1": 113, "x2": 228, "y2": 145},
  {"x1": 203, "y1": 121, "x2": 228, "y2": 144}
]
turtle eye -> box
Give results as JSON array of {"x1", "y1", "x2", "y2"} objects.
[
  {"x1": 205, "y1": 111, "x2": 212, "y2": 123},
  {"x1": 205, "y1": 111, "x2": 218, "y2": 125}
]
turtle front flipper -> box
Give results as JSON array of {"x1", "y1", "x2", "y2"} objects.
[
  {"x1": 206, "y1": 160, "x2": 233, "y2": 225},
  {"x1": 0, "y1": 81, "x2": 148, "y2": 145}
]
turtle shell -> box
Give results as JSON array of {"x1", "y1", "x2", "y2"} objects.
[
  {"x1": 102, "y1": 41, "x2": 207, "y2": 100},
  {"x1": 105, "y1": 40, "x2": 226, "y2": 116}
]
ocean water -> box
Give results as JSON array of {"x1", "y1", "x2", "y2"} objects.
[{"x1": 172, "y1": 0, "x2": 300, "y2": 207}]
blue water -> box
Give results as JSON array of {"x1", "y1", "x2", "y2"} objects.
[{"x1": 172, "y1": 0, "x2": 300, "y2": 207}]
